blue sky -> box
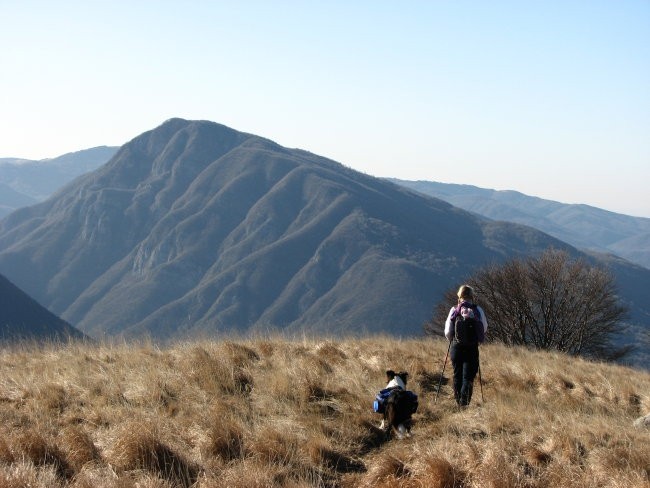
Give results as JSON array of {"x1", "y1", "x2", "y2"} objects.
[{"x1": 1, "y1": 1, "x2": 649, "y2": 217}]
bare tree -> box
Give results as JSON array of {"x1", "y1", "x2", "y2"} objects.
[{"x1": 426, "y1": 249, "x2": 631, "y2": 361}]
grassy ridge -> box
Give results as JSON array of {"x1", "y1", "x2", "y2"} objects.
[{"x1": 0, "y1": 338, "x2": 648, "y2": 487}]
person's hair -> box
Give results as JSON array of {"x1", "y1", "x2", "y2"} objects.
[{"x1": 457, "y1": 284, "x2": 474, "y2": 301}]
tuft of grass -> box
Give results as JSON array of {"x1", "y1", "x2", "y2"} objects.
[
  {"x1": 0, "y1": 437, "x2": 14, "y2": 464},
  {"x1": 362, "y1": 453, "x2": 411, "y2": 487},
  {"x1": 59, "y1": 426, "x2": 99, "y2": 471},
  {"x1": 304, "y1": 436, "x2": 364, "y2": 474},
  {"x1": 0, "y1": 338, "x2": 648, "y2": 487},
  {"x1": 106, "y1": 421, "x2": 197, "y2": 487},
  {"x1": 10, "y1": 429, "x2": 73, "y2": 480},
  {"x1": 412, "y1": 455, "x2": 461, "y2": 488},
  {"x1": 247, "y1": 425, "x2": 300, "y2": 466},
  {"x1": 201, "y1": 417, "x2": 245, "y2": 463}
]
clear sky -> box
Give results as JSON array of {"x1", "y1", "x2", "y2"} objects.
[{"x1": 1, "y1": 1, "x2": 649, "y2": 217}]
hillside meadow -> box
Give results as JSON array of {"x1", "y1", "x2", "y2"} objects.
[{"x1": 0, "y1": 337, "x2": 648, "y2": 487}]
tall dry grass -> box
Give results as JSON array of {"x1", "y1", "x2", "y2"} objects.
[{"x1": 0, "y1": 337, "x2": 648, "y2": 487}]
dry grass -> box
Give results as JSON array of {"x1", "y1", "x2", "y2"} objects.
[{"x1": 0, "y1": 337, "x2": 648, "y2": 487}]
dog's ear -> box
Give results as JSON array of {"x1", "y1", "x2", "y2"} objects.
[{"x1": 386, "y1": 370, "x2": 396, "y2": 380}]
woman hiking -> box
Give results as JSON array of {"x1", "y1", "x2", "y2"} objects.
[{"x1": 444, "y1": 285, "x2": 488, "y2": 407}]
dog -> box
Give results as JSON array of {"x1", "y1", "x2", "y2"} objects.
[{"x1": 380, "y1": 370, "x2": 416, "y2": 440}]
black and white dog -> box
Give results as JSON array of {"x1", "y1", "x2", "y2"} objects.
[{"x1": 380, "y1": 370, "x2": 417, "y2": 439}]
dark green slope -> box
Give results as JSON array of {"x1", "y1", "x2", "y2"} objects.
[{"x1": 0, "y1": 273, "x2": 86, "y2": 342}]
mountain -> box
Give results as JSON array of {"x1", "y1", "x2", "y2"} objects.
[
  {"x1": 0, "y1": 272, "x2": 86, "y2": 342},
  {"x1": 0, "y1": 146, "x2": 118, "y2": 218},
  {"x1": 0, "y1": 182, "x2": 38, "y2": 216},
  {"x1": 389, "y1": 180, "x2": 650, "y2": 270},
  {"x1": 0, "y1": 119, "x2": 647, "y2": 366}
]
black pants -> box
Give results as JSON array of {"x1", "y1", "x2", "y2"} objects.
[{"x1": 450, "y1": 343, "x2": 479, "y2": 406}]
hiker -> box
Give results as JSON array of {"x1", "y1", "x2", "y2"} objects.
[{"x1": 444, "y1": 284, "x2": 488, "y2": 407}]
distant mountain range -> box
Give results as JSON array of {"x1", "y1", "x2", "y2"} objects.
[
  {"x1": 0, "y1": 119, "x2": 647, "y2": 366},
  {"x1": 0, "y1": 272, "x2": 85, "y2": 342},
  {"x1": 389, "y1": 180, "x2": 650, "y2": 270},
  {"x1": 0, "y1": 146, "x2": 119, "y2": 218}
]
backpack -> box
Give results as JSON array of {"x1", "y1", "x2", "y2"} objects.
[
  {"x1": 373, "y1": 387, "x2": 396, "y2": 414},
  {"x1": 389, "y1": 389, "x2": 419, "y2": 415},
  {"x1": 453, "y1": 301, "x2": 484, "y2": 345},
  {"x1": 373, "y1": 387, "x2": 419, "y2": 414}
]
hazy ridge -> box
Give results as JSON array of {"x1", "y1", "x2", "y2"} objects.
[
  {"x1": 0, "y1": 146, "x2": 118, "y2": 218},
  {"x1": 391, "y1": 179, "x2": 650, "y2": 270}
]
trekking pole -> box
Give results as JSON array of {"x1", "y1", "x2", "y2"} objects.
[
  {"x1": 435, "y1": 340, "x2": 451, "y2": 403},
  {"x1": 478, "y1": 361, "x2": 485, "y2": 403}
]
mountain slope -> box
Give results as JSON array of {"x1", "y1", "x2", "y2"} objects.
[
  {"x1": 391, "y1": 179, "x2": 650, "y2": 270},
  {"x1": 0, "y1": 119, "x2": 576, "y2": 341},
  {"x1": 0, "y1": 182, "x2": 37, "y2": 217},
  {"x1": 0, "y1": 146, "x2": 118, "y2": 218},
  {"x1": 0, "y1": 273, "x2": 85, "y2": 342}
]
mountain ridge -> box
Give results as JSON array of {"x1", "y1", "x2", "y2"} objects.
[
  {"x1": 390, "y1": 179, "x2": 650, "y2": 270},
  {"x1": 0, "y1": 145, "x2": 119, "y2": 218},
  {"x1": 2, "y1": 141, "x2": 647, "y2": 270}
]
